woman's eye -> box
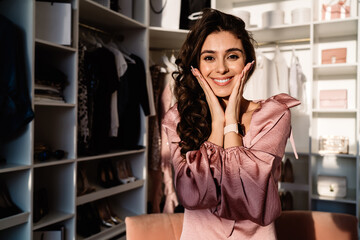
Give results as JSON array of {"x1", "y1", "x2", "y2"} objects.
[
  {"x1": 203, "y1": 56, "x2": 214, "y2": 61},
  {"x1": 228, "y1": 54, "x2": 239, "y2": 60}
]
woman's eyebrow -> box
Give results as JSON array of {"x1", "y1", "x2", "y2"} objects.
[
  {"x1": 226, "y1": 48, "x2": 244, "y2": 53},
  {"x1": 200, "y1": 48, "x2": 244, "y2": 56}
]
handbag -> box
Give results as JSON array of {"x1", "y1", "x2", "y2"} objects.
[
  {"x1": 317, "y1": 175, "x2": 347, "y2": 198},
  {"x1": 322, "y1": 0, "x2": 350, "y2": 21},
  {"x1": 150, "y1": 0, "x2": 181, "y2": 29}
]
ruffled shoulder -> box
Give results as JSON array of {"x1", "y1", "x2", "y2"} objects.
[{"x1": 272, "y1": 93, "x2": 301, "y2": 109}]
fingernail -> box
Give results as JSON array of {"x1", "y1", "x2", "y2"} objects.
[{"x1": 191, "y1": 65, "x2": 194, "y2": 71}]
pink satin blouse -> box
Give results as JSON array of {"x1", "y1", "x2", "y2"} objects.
[{"x1": 162, "y1": 93, "x2": 300, "y2": 239}]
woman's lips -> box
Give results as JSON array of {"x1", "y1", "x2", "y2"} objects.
[{"x1": 212, "y1": 77, "x2": 232, "y2": 86}]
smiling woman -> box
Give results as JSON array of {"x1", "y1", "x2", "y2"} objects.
[{"x1": 162, "y1": 8, "x2": 300, "y2": 240}]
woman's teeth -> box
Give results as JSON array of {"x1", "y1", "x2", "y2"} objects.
[{"x1": 214, "y1": 78, "x2": 230, "y2": 83}]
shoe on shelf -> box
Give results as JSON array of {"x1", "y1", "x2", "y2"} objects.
[
  {"x1": 96, "y1": 199, "x2": 116, "y2": 228},
  {"x1": 283, "y1": 158, "x2": 294, "y2": 183},
  {"x1": 105, "y1": 199, "x2": 123, "y2": 225},
  {"x1": 125, "y1": 161, "x2": 136, "y2": 182},
  {"x1": 116, "y1": 160, "x2": 132, "y2": 184},
  {"x1": 77, "y1": 166, "x2": 96, "y2": 196},
  {"x1": 97, "y1": 160, "x2": 120, "y2": 188}
]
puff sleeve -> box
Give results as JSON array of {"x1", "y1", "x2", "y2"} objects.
[{"x1": 162, "y1": 106, "x2": 222, "y2": 210}]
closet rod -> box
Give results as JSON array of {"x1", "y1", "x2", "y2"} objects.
[{"x1": 257, "y1": 38, "x2": 310, "y2": 47}]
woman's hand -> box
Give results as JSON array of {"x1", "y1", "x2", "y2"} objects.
[
  {"x1": 191, "y1": 66, "x2": 225, "y2": 125},
  {"x1": 225, "y1": 61, "x2": 254, "y2": 125}
]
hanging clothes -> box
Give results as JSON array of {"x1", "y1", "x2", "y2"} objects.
[
  {"x1": 84, "y1": 47, "x2": 119, "y2": 154},
  {"x1": 111, "y1": 54, "x2": 151, "y2": 150},
  {"x1": 0, "y1": 15, "x2": 34, "y2": 142},
  {"x1": 289, "y1": 50, "x2": 307, "y2": 112},
  {"x1": 274, "y1": 46, "x2": 289, "y2": 95}
]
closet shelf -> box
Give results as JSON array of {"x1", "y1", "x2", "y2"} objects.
[
  {"x1": 311, "y1": 152, "x2": 357, "y2": 159},
  {"x1": 311, "y1": 188, "x2": 356, "y2": 204},
  {"x1": 79, "y1": 0, "x2": 146, "y2": 32},
  {"x1": 149, "y1": 26, "x2": 189, "y2": 50},
  {"x1": 76, "y1": 179, "x2": 145, "y2": 206},
  {"x1": 0, "y1": 163, "x2": 30, "y2": 174},
  {"x1": 250, "y1": 23, "x2": 310, "y2": 44},
  {"x1": 278, "y1": 182, "x2": 309, "y2": 192},
  {"x1": 313, "y1": 17, "x2": 358, "y2": 38},
  {"x1": 312, "y1": 109, "x2": 357, "y2": 114},
  {"x1": 32, "y1": 211, "x2": 74, "y2": 231},
  {"x1": 33, "y1": 158, "x2": 75, "y2": 168},
  {"x1": 35, "y1": 39, "x2": 77, "y2": 53},
  {"x1": 0, "y1": 212, "x2": 30, "y2": 231},
  {"x1": 34, "y1": 102, "x2": 76, "y2": 108},
  {"x1": 77, "y1": 148, "x2": 146, "y2": 162},
  {"x1": 313, "y1": 63, "x2": 358, "y2": 76}
]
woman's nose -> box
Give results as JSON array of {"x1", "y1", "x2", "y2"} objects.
[{"x1": 216, "y1": 59, "x2": 228, "y2": 74}]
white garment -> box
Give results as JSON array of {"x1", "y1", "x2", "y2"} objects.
[
  {"x1": 289, "y1": 51, "x2": 307, "y2": 112},
  {"x1": 274, "y1": 47, "x2": 289, "y2": 95},
  {"x1": 244, "y1": 51, "x2": 277, "y2": 100}
]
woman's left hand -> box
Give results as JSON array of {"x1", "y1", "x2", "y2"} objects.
[{"x1": 225, "y1": 61, "x2": 254, "y2": 124}]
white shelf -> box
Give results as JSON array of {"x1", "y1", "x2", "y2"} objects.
[
  {"x1": 311, "y1": 152, "x2": 357, "y2": 159},
  {"x1": 312, "y1": 109, "x2": 357, "y2": 114},
  {"x1": 279, "y1": 182, "x2": 309, "y2": 192},
  {"x1": 0, "y1": 163, "x2": 30, "y2": 174},
  {"x1": 76, "y1": 179, "x2": 145, "y2": 206},
  {"x1": 149, "y1": 26, "x2": 189, "y2": 50},
  {"x1": 0, "y1": 212, "x2": 30, "y2": 231},
  {"x1": 311, "y1": 188, "x2": 357, "y2": 204},
  {"x1": 250, "y1": 23, "x2": 310, "y2": 44},
  {"x1": 33, "y1": 211, "x2": 74, "y2": 230},
  {"x1": 77, "y1": 148, "x2": 146, "y2": 162},
  {"x1": 35, "y1": 39, "x2": 77, "y2": 52},
  {"x1": 34, "y1": 101, "x2": 76, "y2": 107},
  {"x1": 79, "y1": 0, "x2": 146, "y2": 31},
  {"x1": 313, "y1": 63, "x2": 358, "y2": 76},
  {"x1": 313, "y1": 17, "x2": 358, "y2": 38}
]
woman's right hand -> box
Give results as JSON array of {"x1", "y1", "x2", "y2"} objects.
[{"x1": 191, "y1": 66, "x2": 225, "y2": 126}]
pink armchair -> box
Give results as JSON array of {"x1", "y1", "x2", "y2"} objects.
[{"x1": 125, "y1": 211, "x2": 358, "y2": 240}]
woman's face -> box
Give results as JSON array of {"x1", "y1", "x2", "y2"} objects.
[{"x1": 199, "y1": 31, "x2": 246, "y2": 98}]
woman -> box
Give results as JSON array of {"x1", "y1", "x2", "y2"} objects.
[{"x1": 162, "y1": 8, "x2": 300, "y2": 239}]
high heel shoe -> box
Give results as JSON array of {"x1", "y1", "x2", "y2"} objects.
[
  {"x1": 105, "y1": 199, "x2": 123, "y2": 224},
  {"x1": 116, "y1": 161, "x2": 131, "y2": 184},
  {"x1": 125, "y1": 161, "x2": 136, "y2": 182},
  {"x1": 77, "y1": 203, "x2": 101, "y2": 237},
  {"x1": 77, "y1": 166, "x2": 95, "y2": 196},
  {"x1": 97, "y1": 160, "x2": 120, "y2": 188},
  {"x1": 96, "y1": 200, "x2": 115, "y2": 228}
]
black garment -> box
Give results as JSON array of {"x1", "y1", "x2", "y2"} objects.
[
  {"x1": 111, "y1": 54, "x2": 150, "y2": 149},
  {"x1": 179, "y1": 0, "x2": 210, "y2": 30},
  {"x1": 84, "y1": 47, "x2": 118, "y2": 155},
  {"x1": 0, "y1": 15, "x2": 34, "y2": 142}
]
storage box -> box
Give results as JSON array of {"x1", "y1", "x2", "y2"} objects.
[
  {"x1": 319, "y1": 89, "x2": 347, "y2": 109},
  {"x1": 262, "y1": 10, "x2": 284, "y2": 28},
  {"x1": 35, "y1": 2, "x2": 71, "y2": 45},
  {"x1": 321, "y1": 48, "x2": 347, "y2": 64},
  {"x1": 317, "y1": 175, "x2": 347, "y2": 198},
  {"x1": 319, "y1": 135, "x2": 349, "y2": 154},
  {"x1": 291, "y1": 8, "x2": 311, "y2": 24}
]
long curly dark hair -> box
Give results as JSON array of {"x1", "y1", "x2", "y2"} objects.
[{"x1": 174, "y1": 8, "x2": 257, "y2": 157}]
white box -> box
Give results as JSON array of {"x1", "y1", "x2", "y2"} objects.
[
  {"x1": 317, "y1": 175, "x2": 347, "y2": 198},
  {"x1": 292, "y1": 8, "x2": 311, "y2": 24},
  {"x1": 262, "y1": 10, "x2": 284, "y2": 28},
  {"x1": 35, "y1": 2, "x2": 72, "y2": 45}
]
